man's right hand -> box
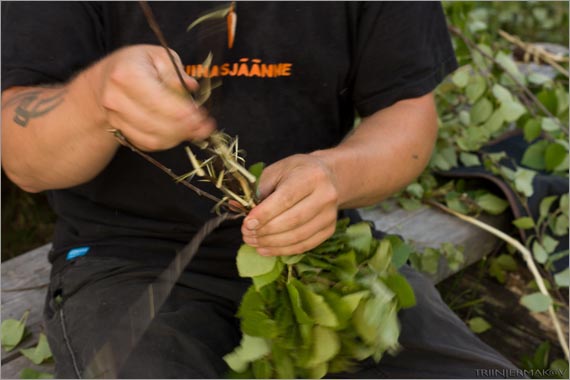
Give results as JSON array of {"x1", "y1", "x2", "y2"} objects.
[
  {"x1": 97, "y1": 45, "x2": 216, "y2": 151},
  {"x1": 1, "y1": 44, "x2": 215, "y2": 192}
]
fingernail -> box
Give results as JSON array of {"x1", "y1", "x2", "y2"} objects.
[
  {"x1": 257, "y1": 248, "x2": 270, "y2": 256},
  {"x1": 245, "y1": 219, "x2": 259, "y2": 230}
]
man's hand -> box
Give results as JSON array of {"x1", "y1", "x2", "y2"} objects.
[
  {"x1": 242, "y1": 154, "x2": 339, "y2": 256},
  {"x1": 2, "y1": 44, "x2": 215, "y2": 192},
  {"x1": 98, "y1": 45, "x2": 215, "y2": 151}
]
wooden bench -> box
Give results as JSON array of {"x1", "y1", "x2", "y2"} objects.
[{"x1": 0, "y1": 201, "x2": 546, "y2": 377}]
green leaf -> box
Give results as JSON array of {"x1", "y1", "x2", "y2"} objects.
[
  {"x1": 307, "y1": 362, "x2": 328, "y2": 379},
  {"x1": 545, "y1": 143, "x2": 567, "y2": 171},
  {"x1": 19, "y1": 368, "x2": 54, "y2": 379},
  {"x1": 539, "y1": 196, "x2": 558, "y2": 220},
  {"x1": 495, "y1": 254, "x2": 518, "y2": 272},
  {"x1": 482, "y1": 110, "x2": 505, "y2": 134},
  {"x1": 252, "y1": 358, "x2": 273, "y2": 379},
  {"x1": 492, "y1": 84, "x2": 512, "y2": 103},
  {"x1": 252, "y1": 260, "x2": 283, "y2": 291},
  {"x1": 513, "y1": 217, "x2": 535, "y2": 229},
  {"x1": 538, "y1": 90, "x2": 559, "y2": 115},
  {"x1": 542, "y1": 235, "x2": 559, "y2": 254},
  {"x1": 286, "y1": 281, "x2": 313, "y2": 324},
  {"x1": 541, "y1": 117, "x2": 560, "y2": 132},
  {"x1": 556, "y1": 87, "x2": 569, "y2": 114},
  {"x1": 451, "y1": 67, "x2": 470, "y2": 88},
  {"x1": 420, "y1": 248, "x2": 440, "y2": 275},
  {"x1": 552, "y1": 215, "x2": 569, "y2": 236},
  {"x1": 466, "y1": 76, "x2": 486, "y2": 103},
  {"x1": 459, "y1": 110, "x2": 471, "y2": 126},
  {"x1": 238, "y1": 287, "x2": 279, "y2": 339},
  {"x1": 398, "y1": 198, "x2": 423, "y2": 211},
  {"x1": 330, "y1": 250, "x2": 358, "y2": 281},
  {"x1": 1, "y1": 311, "x2": 29, "y2": 352},
  {"x1": 523, "y1": 119, "x2": 542, "y2": 142},
  {"x1": 532, "y1": 241, "x2": 548, "y2": 264},
  {"x1": 468, "y1": 317, "x2": 491, "y2": 334},
  {"x1": 369, "y1": 239, "x2": 392, "y2": 274},
  {"x1": 521, "y1": 140, "x2": 548, "y2": 170},
  {"x1": 520, "y1": 292, "x2": 552, "y2": 312},
  {"x1": 280, "y1": 254, "x2": 304, "y2": 265},
  {"x1": 383, "y1": 274, "x2": 416, "y2": 308},
  {"x1": 320, "y1": 291, "x2": 352, "y2": 330},
  {"x1": 236, "y1": 245, "x2": 277, "y2": 278},
  {"x1": 345, "y1": 223, "x2": 373, "y2": 256},
  {"x1": 341, "y1": 291, "x2": 370, "y2": 314},
  {"x1": 306, "y1": 326, "x2": 340, "y2": 368},
  {"x1": 405, "y1": 183, "x2": 424, "y2": 199},
  {"x1": 470, "y1": 97, "x2": 493, "y2": 125},
  {"x1": 248, "y1": 162, "x2": 265, "y2": 182},
  {"x1": 445, "y1": 193, "x2": 469, "y2": 214},
  {"x1": 514, "y1": 168, "x2": 536, "y2": 197},
  {"x1": 441, "y1": 242, "x2": 464, "y2": 271},
  {"x1": 386, "y1": 235, "x2": 413, "y2": 269},
  {"x1": 496, "y1": 51, "x2": 524, "y2": 83},
  {"x1": 297, "y1": 283, "x2": 338, "y2": 328},
  {"x1": 273, "y1": 346, "x2": 295, "y2": 379},
  {"x1": 528, "y1": 72, "x2": 552, "y2": 85},
  {"x1": 499, "y1": 99, "x2": 526, "y2": 122},
  {"x1": 352, "y1": 300, "x2": 378, "y2": 345},
  {"x1": 554, "y1": 268, "x2": 570, "y2": 288},
  {"x1": 476, "y1": 193, "x2": 509, "y2": 215},
  {"x1": 561, "y1": 194, "x2": 569, "y2": 215},
  {"x1": 460, "y1": 152, "x2": 481, "y2": 167},
  {"x1": 549, "y1": 359, "x2": 569, "y2": 376},
  {"x1": 223, "y1": 334, "x2": 271, "y2": 373},
  {"x1": 19, "y1": 334, "x2": 52, "y2": 365}
]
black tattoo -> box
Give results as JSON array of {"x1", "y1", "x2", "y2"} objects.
[{"x1": 4, "y1": 89, "x2": 67, "y2": 127}]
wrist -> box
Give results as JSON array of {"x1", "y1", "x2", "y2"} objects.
[
  {"x1": 309, "y1": 149, "x2": 344, "y2": 207},
  {"x1": 71, "y1": 62, "x2": 111, "y2": 136}
]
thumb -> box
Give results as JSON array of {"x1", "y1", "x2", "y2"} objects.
[{"x1": 257, "y1": 161, "x2": 286, "y2": 201}]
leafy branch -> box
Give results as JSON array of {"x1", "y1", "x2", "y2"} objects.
[{"x1": 427, "y1": 199, "x2": 569, "y2": 360}]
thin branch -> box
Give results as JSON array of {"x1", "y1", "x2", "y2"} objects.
[
  {"x1": 448, "y1": 25, "x2": 569, "y2": 134},
  {"x1": 113, "y1": 130, "x2": 225, "y2": 206},
  {"x1": 138, "y1": 1, "x2": 194, "y2": 97},
  {"x1": 426, "y1": 199, "x2": 569, "y2": 360}
]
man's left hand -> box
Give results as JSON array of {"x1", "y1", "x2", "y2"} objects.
[{"x1": 241, "y1": 154, "x2": 339, "y2": 256}]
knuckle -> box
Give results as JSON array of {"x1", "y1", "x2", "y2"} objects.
[
  {"x1": 279, "y1": 193, "x2": 296, "y2": 210},
  {"x1": 108, "y1": 65, "x2": 131, "y2": 86},
  {"x1": 141, "y1": 135, "x2": 164, "y2": 151},
  {"x1": 101, "y1": 91, "x2": 118, "y2": 111},
  {"x1": 324, "y1": 187, "x2": 339, "y2": 205}
]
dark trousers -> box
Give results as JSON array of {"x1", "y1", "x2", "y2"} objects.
[{"x1": 44, "y1": 254, "x2": 519, "y2": 379}]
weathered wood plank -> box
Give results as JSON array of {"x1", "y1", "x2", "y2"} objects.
[
  {"x1": 359, "y1": 202, "x2": 509, "y2": 283},
  {"x1": 2, "y1": 244, "x2": 51, "y2": 364}
]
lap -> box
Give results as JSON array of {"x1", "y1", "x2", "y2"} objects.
[
  {"x1": 44, "y1": 255, "x2": 247, "y2": 378},
  {"x1": 45, "y1": 253, "x2": 518, "y2": 379}
]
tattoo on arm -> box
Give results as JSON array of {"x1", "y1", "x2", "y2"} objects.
[{"x1": 4, "y1": 89, "x2": 67, "y2": 127}]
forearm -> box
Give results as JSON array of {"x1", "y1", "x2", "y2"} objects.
[
  {"x1": 2, "y1": 44, "x2": 216, "y2": 194},
  {"x1": 312, "y1": 92, "x2": 438, "y2": 209},
  {"x1": 1, "y1": 65, "x2": 118, "y2": 193}
]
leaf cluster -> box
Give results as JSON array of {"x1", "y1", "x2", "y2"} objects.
[
  {"x1": 1, "y1": 311, "x2": 54, "y2": 379},
  {"x1": 224, "y1": 219, "x2": 416, "y2": 378}
]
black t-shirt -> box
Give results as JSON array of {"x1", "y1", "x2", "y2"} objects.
[{"x1": 2, "y1": 1, "x2": 457, "y2": 278}]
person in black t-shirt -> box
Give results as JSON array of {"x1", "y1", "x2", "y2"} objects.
[{"x1": 2, "y1": 2, "x2": 518, "y2": 378}]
